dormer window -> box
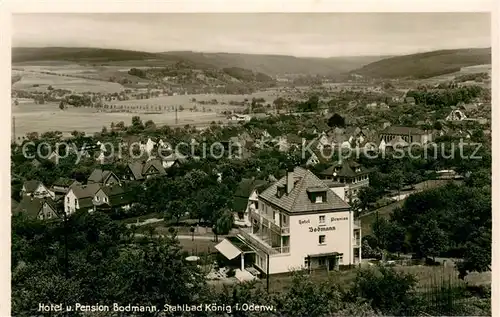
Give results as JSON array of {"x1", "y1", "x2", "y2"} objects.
[{"x1": 307, "y1": 187, "x2": 327, "y2": 203}]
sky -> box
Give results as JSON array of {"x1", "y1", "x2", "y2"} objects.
[{"x1": 12, "y1": 13, "x2": 491, "y2": 57}]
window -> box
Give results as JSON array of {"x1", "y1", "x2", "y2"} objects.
[
  {"x1": 319, "y1": 258, "x2": 326, "y2": 266},
  {"x1": 315, "y1": 195, "x2": 323, "y2": 203},
  {"x1": 104, "y1": 197, "x2": 108, "y2": 203},
  {"x1": 67, "y1": 196, "x2": 70, "y2": 203},
  {"x1": 95, "y1": 196, "x2": 100, "y2": 202},
  {"x1": 304, "y1": 257, "x2": 309, "y2": 268},
  {"x1": 319, "y1": 215, "x2": 325, "y2": 224},
  {"x1": 337, "y1": 255, "x2": 343, "y2": 264},
  {"x1": 319, "y1": 235, "x2": 326, "y2": 245}
]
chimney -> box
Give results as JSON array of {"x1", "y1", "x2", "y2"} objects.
[{"x1": 286, "y1": 166, "x2": 295, "y2": 194}]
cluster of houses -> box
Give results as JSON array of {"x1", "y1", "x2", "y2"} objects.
[
  {"x1": 13, "y1": 158, "x2": 171, "y2": 220},
  {"x1": 14, "y1": 108, "x2": 488, "y2": 222}
]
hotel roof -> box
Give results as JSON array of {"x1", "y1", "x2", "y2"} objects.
[{"x1": 259, "y1": 167, "x2": 349, "y2": 213}]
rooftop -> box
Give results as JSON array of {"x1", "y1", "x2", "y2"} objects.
[
  {"x1": 382, "y1": 126, "x2": 426, "y2": 136},
  {"x1": 259, "y1": 167, "x2": 349, "y2": 214}
]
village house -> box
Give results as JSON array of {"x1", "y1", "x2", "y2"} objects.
[
  {"x1": 93, "y1": 184, "x2": 134, "y2": 212},
  {"x1": 232, "y1": 178, "x2": 272, "y2": 227},
  {"x1": 378, "y1": 126, "x2": 433, "y2": 145},
  {"x1": 215, "y1": 167, "x2": 361, "y2": 275},
  {"x1": 274, "y1": 134, "x2": 304, "y2": 152},
  {"x1": 21, "y1": 180, "x2": 55, "y2": 199},
  {"x1": 126, "y1": 159, "x2": 167, "y2": 181},
  {"x1": 321, "y1": 180, "x2": 348, "y2": 203},
  {"x1": 15, "y1": 196, "x2": 60, "y2": 220},
  {"x1": 229, "y1": 114, "x2": 251, "y2": 123},
  {"x1": 51, "y1": 177, "x2": 81, "y2": 197},
  {"x1": 31, "y1": 159, "x2": 42, "y2": 168},
  {"x1": 87, "y1": 169, "x2": 121, "y2": 186},
  {"x1": 318, "y1": 161, "x2": 371, "y2": 202},
  {"x1": 64, "y1": 183, "x2": 101, "y2": 215},
  {"x1": 405, "y1": 96, "x2": 416, "y2": 105},
  {"x1": 445, "y1": 109, "x2": 467, "y2": 121}
]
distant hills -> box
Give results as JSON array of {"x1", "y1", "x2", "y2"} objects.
[
  {"x1": 351, "y1": 48, "x2": 491, "y2": 79},
  {"x1": 12, "y1": 47, "x2": 388, "y2": 76},
  {"x1": 12, "y1": 47, "x2": 491, "y2": 79},
  {"x1": 159, "y1": 51, "x2": 389, "y2": 76}
]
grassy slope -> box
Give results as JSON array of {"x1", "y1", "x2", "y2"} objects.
[
  {"x1": 12, "y1": 47, "x2": 387, "y2": 75},
  {"x1": 351, "y1": 48, "x2": 491, "y2": 79}
]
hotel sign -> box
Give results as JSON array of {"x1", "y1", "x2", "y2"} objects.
[
  {"x1": 309, "y1": 226, "x2": 335, "y2": 232},
  {"x1": 331, "y1": 216, "x2": 348, "y2": 221}
]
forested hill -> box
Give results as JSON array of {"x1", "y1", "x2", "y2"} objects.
[
  {"x1": 12, "y1": 47, "x2": 387, "y2": 76},
  {"x1": 159, "y1": 51, "x2": 389, "y2": 75},
  {"x1": 350, "y1": 48, "x2": 491, "y2": 79}
]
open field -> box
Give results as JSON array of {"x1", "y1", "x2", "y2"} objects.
[
  {"x1": 12, "y1": 69, "x2": 125, "y2": 93},
  {"x1": 423, "y1": 64, "x2": 492, "y2": 84},
  {"x1": 11, "y1": 89, "x2": 288, "y2": 136},
  {"x1": 112, "y1": 90, "x2": 282, "y2": 107},
  {"x1": 12, "y1": 102, "x2": 226, "y2": 137}
]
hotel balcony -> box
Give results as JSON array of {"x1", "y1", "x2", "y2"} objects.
[
  {"x1": 238, "y1": 228, "x2": 290, "y2": 255},
  {"x1": 249, "y1": 209, "x2": 290, "y2": 236},
  {"x1": 353, "y1": 220, "x2": 361, "y2": 247},
  {"x1": 352, "y1": 238, "x2": 361, "y2": 247}
]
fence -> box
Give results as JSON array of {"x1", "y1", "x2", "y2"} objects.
[{"x1": 418, "y1": 270, "x2": 471, "y2": 316}]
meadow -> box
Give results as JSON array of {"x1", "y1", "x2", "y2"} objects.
[
  {"x1": 12, "y1": 102, "x2": 226, "y2": 137},
  {"x1": 12, "y1": 69, "x2": 125, "y2": 94},
  {"x1": 423, "y1": 64, "x2": 492, "y2": 84},
  {"x1": 12, "y1": 87, "x2": 286, "y2": 137}
]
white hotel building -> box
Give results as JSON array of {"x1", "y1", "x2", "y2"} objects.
[{"x1": 215, "y1": 167, "x2": 362, "y2": 275}]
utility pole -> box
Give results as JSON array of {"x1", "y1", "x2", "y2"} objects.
[
  {"x1": 175, "y1": 106, "x2": 178, "y2": 125},
  {"x1": 266, "y1": 253, "x2": 270, "y2": 292},
  {"x1": 64, "y1": 212, "x2": 69, "y2": 279}
]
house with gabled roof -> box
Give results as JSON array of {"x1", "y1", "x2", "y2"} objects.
[
  {"x1": 15, "y1": 196, "x2": 60, "y2": 220},
  {"x1": 318, "y1": 160, "x2": 371, "y2": 202},
  {"x1": 162, "y1": 153, "x2": 188, "y2": 169},
  {"x1": 21, "y1": 180, "x2": 55, "y2": 199},
  {"x1": 51, "y1": 178, "x2": 81, "y2": 196},
  {"x1": 64, "y1": 183, "x2": 101, "y2": 214},
  {"x1": 93, "y1": 184, "x2": 134, "y2": 212},
  {"x1": 87, "y1": 169, "x2": 120, "y2": 186},
  {"x1": 215, "y1": 167, "x2": 361, "y2": 275},
  {"x1": 379, "y1": 125, "x2": 432, "y2": 145},
  {"x1": 306, "y1": 146, "x2": 336, "y2": 166},
  {"x1": 126, "y1": 159, "x2": 167, "y2": 181},
  {"x1": 232, "y1": 178, "x2": 272, "y2": 227}
]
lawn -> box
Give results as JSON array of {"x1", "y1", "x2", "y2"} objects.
[
  {"x1": 178, "y1": 237, "x2": 219, "y2": 256},
  {"x1": 359, "y1": 200, "x2": 405, "y2": 236}
]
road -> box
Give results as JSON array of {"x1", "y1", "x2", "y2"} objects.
[{"x1": 125, "y1": 218, "x2": 163, "y2": 228}]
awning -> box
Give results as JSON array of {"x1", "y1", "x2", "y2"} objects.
[
  {"x1": 215, "y1": 238, "x2": 242, "y2": 260},
  {"x1": 308, "y1": 252, "x2": 341, "y2": 258}
]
